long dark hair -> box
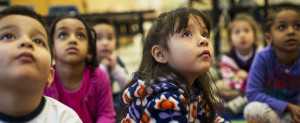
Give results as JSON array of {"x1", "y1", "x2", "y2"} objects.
[
  {"x1": 49, "y1": 15, "x2": 98, "y2": 76},
  {"x1": 118, "y1": 7, "x2": 218, "y2": 122}
]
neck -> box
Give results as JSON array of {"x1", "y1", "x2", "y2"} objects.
[
  {"x1": 236, "y1": 47, "x2": 252, "y2": 56},
  {"x1": 274, "y1": 48, "x2": 299, "y2": 65},
  {"x1": 55, "y1": 61, "x2": 86, "y2": 91},
  {"x1": 0, "y1": 89, "x2": 42, "y2": 116}
]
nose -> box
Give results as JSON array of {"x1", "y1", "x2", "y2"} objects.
[
  {"x1": 68, "y1": 34, "x2": 78, "y2": 45},
  {"x1": 198, "y1": 38, "x2": 209, "y2": 47},
  {"x1": 101, "y1": 39, "x2": 109, "y2": 45},
  {"x1": 287, "y1": 26, "x2": 295, "y2": 36},
  {"x1": 19, "y1": 37, "x2": 34, "y2": 50}
]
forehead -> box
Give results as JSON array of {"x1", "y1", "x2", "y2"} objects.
[
  {"x1": 274, "y1": 10, "x2": 300, "y2": 23},
  {"x1": 0, "y1": 15, "x2": 46, "y2": 34},
  {"x1": 93, "y1": 24, "x2": 114, "y2": 32},
  {"x1": 232, "y1": 20, "x2": 252, "y2": 29},
  {"x1": 189, "y1": 15, "x2": 206, "y2": 27},
  {"x1": 56, "y1": 18, "x2": 86, "y2": 30}
]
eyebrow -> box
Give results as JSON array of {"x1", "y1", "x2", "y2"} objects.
[
  {"x1": 57, "y1": 26, "x2": 86, "y2": 31},
  {"x1": 0, "y1": 25, "x2": 17, "y2": 32},
  {"x1": 33, "y1": 29, "x2": 47, "y2": 39}
]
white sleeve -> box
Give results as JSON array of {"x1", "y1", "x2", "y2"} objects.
[{"x1": 111, "y1": 65, "x2": 130, "y2": 89}]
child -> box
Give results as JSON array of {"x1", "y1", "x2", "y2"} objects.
[
  {"x1": 217, "y1": 13, "x2": 262, "y2": 116},
  {"x1": 244, "y1": 3, "x2": 300, "y2": 123},
  {"x1": 118, "y1": 7, "x2": 228, "y2": 123},
  {"x1": 92, "y1": 19, "x2": 130, "y2": 112},
  {"x1": 0, "y1": 6, "x2": 81, "y2": 122},
  {"x1": 43, "y1": 16, "x2": 115, "y2": 123}
]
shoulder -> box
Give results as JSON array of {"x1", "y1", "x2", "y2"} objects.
[
  {"x1": 146, "y1": 82, "x2": 188, "y2": 112},
  {"x1": 41, "y1": 96, "x2": 82, "y2": 122}
]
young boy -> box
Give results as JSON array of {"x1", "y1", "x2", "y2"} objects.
[
  {"x1": 93, "y1": 19, "x2": 130, "y2": 112},
  {"x1": 0, "y1": 6, "x2": 82, "y2": 122}
]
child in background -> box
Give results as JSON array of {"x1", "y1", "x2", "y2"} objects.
[
  {"x1": 43, "y1": 16, "x2": 115, "y2": 123},
  {"x1": 118, "y1": 7, "x2": 228, "y2": 123},
  {"x1": 217, "y1": 13, "x2": 262, "y2": 117},
  {"x1": 244, "y1": 3, "x2": 300, "y2": 123},
  {"x1": 92, "y1": 19, "x2": 130, "y2": 112},
  {"x1": 0, "y1": 6, "x2": 81, "y2": 122}
]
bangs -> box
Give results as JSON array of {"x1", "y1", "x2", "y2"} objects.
[{"x1": 170, "y1": 8, "x2": 211, "y2": 37}]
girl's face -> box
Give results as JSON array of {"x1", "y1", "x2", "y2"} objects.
[
  {"x1": 166, "y1": 15, "x2": 214, "y2": 84},
  {"x1": 230, "y1": 20, "x2": 255, "y2": 51},
  {"x1": 266, "y1": 10, "x2": 300, "y2": 52},
  {"x1": 53, "y1": 18, "x2": 89, "y2": 64},
  {"x1": 0, "y1": 15, "x2": 54, "y2": 90},
  {"x1": 93, "y1": 24, "x2": 116, "y2": 61}
]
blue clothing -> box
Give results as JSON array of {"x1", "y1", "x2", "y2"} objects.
[
  {"x1": 121, "y1": 73, "x2": 228, "y2": 123},
  {"x1": 246, "y1": 46, "x2": 300, "y2": 113}
]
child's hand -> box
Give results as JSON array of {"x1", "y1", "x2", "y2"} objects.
[
  {"x1": 236, "y1": 70, "x2": 248, "y2": 81},
  {"x1": 286, "y1": 103, "x2": 300, "y2": 123},
  {"x1": 100, "y1": 54, "x2": 117, "y2": 70}
]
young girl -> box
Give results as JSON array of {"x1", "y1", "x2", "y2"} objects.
[
  {"x1": 93, "y1": 19, "x2": 130, "y2": 112},
  {"x1": 0, "y1": 6, "x2": 81, "y2": 122},
  {"x1": 43, "y1": 16, "x2": 115, "y2": 123},
  {"x1": 217, "y1": 13, "x2": 262, "y2": 116},
  {"x1": 118, "y1": 7, "x2": 228, "y2": 123},
  {"x1": 244, "y1": 3, "x2": 300, "y2": 123}
]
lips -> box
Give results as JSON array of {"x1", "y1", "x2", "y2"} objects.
[
  {"x1": 66, "y1": 47, "x2": 79, "y2": 53},
  {"x1": 16, "y1": 52, "x2": 35, "y2": 62},
  {"x1": 286, "y1": 39, "x2": 298, "y2": 44},
  {"x1": 199, "y1": 50, "x2": 210, "y2": 57}
]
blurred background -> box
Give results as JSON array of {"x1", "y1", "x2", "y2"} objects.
[{"x1": 1, "y1": 0, "x2": 299, "y2": 87}]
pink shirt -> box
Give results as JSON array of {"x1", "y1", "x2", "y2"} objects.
[{"x1": 44, "y1": 66, "x2": 115, "y2": 123}]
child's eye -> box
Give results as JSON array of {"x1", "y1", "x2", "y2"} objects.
[
  {"x1": 244, "y1": 28, "x2": 249, "y2": 33},
  {"x1": 33, "y1": 39, "x2": 46, "y2": 46},
  {"x1": 234, "y1": 30, "x2": 240, "y2": 35},
  {"x1": 294, "y1": 24, "x2": 300, "y2": 30},
  {"x1": 202, "y1": 32, "x2": 209, "y2": 38},
  {"x1": 108, "y1": 36, "x2": 113, "y2": 40},
  {"x1": 58, "y1": 33, "x2": 67, "y2": 39},
  {"x1": 0, "y1": 33, "x2": 15, "y2": 40},
  {"x1": 182, "y1": 32, "x2": 192, "y2": 38},
  {"x1": 278, "y1": 25, "x2": 286, "y2": 30},
  {"x1": 77, "y1": 33, "x2": 86, "y2": 39}
]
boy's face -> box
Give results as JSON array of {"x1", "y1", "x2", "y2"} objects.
[
  {"x1": 231, "y1": 20, "x2": 255, "y2": 51},
  {"x1": 0, "y1": 15, "x2": 54, "y2": 91},
  {"x1": 53, "y1": 18, "x2": 89, "y2": 64},
  {"x1": 164, "y1": 15, "x2": 214, "y2": 83},
  {"x1": 93, "y1": 24, "x2": 116, "y2": 61},
  {"x1": 266, "y1": 10, "x2": 300, "y2": 52}
]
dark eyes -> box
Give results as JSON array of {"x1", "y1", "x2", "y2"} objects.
[
  {"x1": 0, "y1": 33, "x2": 15, "y2": 40},
  {"x1": 277, "y1": 24, "x2": 300, "y2": 30},
  {"x1": 33, "y1": 39, "x2": 46, "y2": 46},
  {"x1": 182, "y1": 31, "x2": 209, "y2": 38},
  {"x1": 58, "y1": 33, "x2": 67, "y2": 39},
  {"x1": 278, "y1": 25, "x2": 287, "y2": 30},
  {"x1": 77, "y1": 34, "x2": 86, "y2": 39},
  {"x1": 202, "y1": 32, "x2": 209, "y2": 38},
  {"x1": 182, "y1": 32, "x2": 192, "y2": 38},
  {"x1": 58, "y1": 32, "x2": 86, "y2": 39}
]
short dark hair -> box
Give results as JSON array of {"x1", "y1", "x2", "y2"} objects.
[
  {"x1": 49, "y1": 15, "x2": 98, "y2": 77},
  {"x1": 264, "y1": 3, "x2": 300, "y2": 33},
  {"x1": 0, "y1": 5, "x2": 52, "y2": 61}
]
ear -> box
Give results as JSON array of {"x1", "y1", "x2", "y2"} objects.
[
  {"x1": 46, "y1": 68, "x2": 55, "y2": 87},
  {"x1": 151, "y1": 45, "x2": 168, "y2": 63},
  {"x1": 264, "y1": 32, "x2": 272, "y2": 45}
]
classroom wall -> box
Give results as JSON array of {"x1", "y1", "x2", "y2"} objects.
[{"x1": 11, "y1": 0, "x2": 85, "y2": 15}]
